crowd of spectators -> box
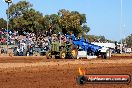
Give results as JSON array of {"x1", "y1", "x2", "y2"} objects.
[
  {"x1": 0, "y1": 30, "x2": 19, "y2": 45},
  {"x1": 0, "y1": 29, "x2": 69, "y2": 55}
]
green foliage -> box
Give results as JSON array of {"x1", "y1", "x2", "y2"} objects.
[
  {"x1": 43, "y1": 14, "x2": 61, "y2": 34},
  {"x1": 7, "y1": 1, "x2": 90, "y2": 36},
  {"x1": 82, "y1": 25, "x2": 90, "y2": 34},
  {"x1": 1, "y1": 1, "x2": 115, "y2": 42},
  {"x1": 58, "y1": 9, "x2": 88, "y2": 35},
  {"x1": 6, "y1": 1, "x2": 90, "y2": 36},
  {"x1": 0, "y1": 18, "x2": 6, "y2": 29},
  {"x1": 123, "y1": 34, "x2": 132, "y2": 47},
  {"x1": 85, "y1": 34, "x2": 114, "y2": 43},
  {"x1": 8, "y1": 1, "x2": 32, "y2": 19},
  {"x1": 8, "y1": 1, "x2": 43, "y2": 33},
  {"x1": 23, "y1": 9, "x2": 43, "y2": 31}
]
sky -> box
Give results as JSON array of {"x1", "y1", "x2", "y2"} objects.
[{"x1": 0, "y1": 0, "x2": 132, "y2": 41}]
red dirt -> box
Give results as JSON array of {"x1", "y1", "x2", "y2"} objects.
[{"x1": 0, "y1": 56, "x2": 132, "y2": 88}]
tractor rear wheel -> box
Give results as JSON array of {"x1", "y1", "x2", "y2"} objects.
[
  {"x1": 46, "y1": 51, "x2": 52, "y2": 59},
  {"x1": 60, "y1": 51, "x2": 66, "y2": 59},
  {"x1": 71, "y1": 49, "x2": 78, "y2": 59}
]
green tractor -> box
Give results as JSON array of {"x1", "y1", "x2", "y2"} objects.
[{"x1": 46, "y1": 41, "x2": 78, "y2": 59}]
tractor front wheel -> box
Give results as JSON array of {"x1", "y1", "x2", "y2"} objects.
[
  {"x1": 46, "y1": 51, "x2": 52, "y2": 59},
  {"x1": 60, "y1": 51, "x2": 66, "y2": 59}
]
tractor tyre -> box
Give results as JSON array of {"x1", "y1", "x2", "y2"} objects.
[
  {"x1": 71, "y1": 49, "x2": 78, "y2": 59},
  {"x1": 60, "y1": 51, "x2": 66, "y2": 59},
  {"x1": 46, "y1": 51, "x2": 52, "y2": 59}
]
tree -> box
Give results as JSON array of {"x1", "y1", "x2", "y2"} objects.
[
  {"x1": 7, "y1": 1, "x2": 91, "y2": 37},
  {"x1": 82, "y1": 25, "x2": 90, "y2": 34},
  {"x1": 84, "y1": 34, "x2": 113, "y2": 43},
  {"x1": 58, "y1": 9, "x2": 89, "y2": 36},
  {"x1": 8, "y1": 1, "x2": 32, "y2": 19},
  {"x1": 123, "y1": 34, "x2": 132, "y2": 47},
  {"x1": 23, "y1": 9, "x2": 43, "y2": 32},
  {"x1": 71, "y1": 11, "x2": 86, "y2": 25},
  {"x1": 42, "y1": 9, "x2": 89, "y2": 36},
  {"x1": 98, "y1": 36, "x2": 106, "y2": 42},
  {"x1": 0, "y1": 18, "x2": 6, "y2": 29},
  {"x1": 43, "y1": 14, "x2": 61, "y2": 34},
  {"x1": 7, "y1": 1, "x2": 44, "y2": 35},
  {"x1": 7, "y1": 1, "x2": 32, "y2": 30}
]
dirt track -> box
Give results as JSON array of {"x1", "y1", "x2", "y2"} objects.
[{"x1": 0, "y1": 56, "x2": 132, "y2": 88}]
